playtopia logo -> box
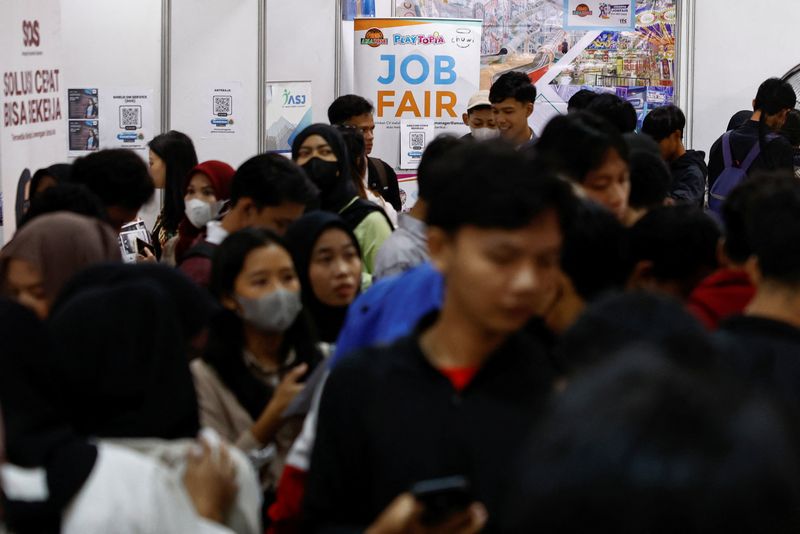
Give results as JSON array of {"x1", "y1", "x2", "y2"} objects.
[
  {"x1": 393, "y1": 32, "x2": 445, "y2": 45},
  {"x1": 361, "y1": 28, "x2": 388, "y2": 47},
  {"x1": 573, "y1": 3, "x2": 593, "y2": 17}
]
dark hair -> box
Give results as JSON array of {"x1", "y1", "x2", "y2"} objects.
[
  {"x1": 556, "y1": 292, "x2": 716, "y2": 372},
  {"x1": 148, "y1": 131, "x2": 199, "y2": 234},
  {"x1": 19, "y1": 184, "x2": 108, "y2": 228},
  {"x1": 70, "y1": 149, "x2": 155, "y2": 211},
  {"x1": 641, "y1": 104, "x2": 687, "y2": 142},
  {"x1": 327, "y1": 94, "x2": 374, "y2": 125},
  {"x1": 489, "y1": 71, "x2": 537, "y2": 104},
  {"x1": 230, "y1": 153, "x2": 318, "y2": 209},
  {"x1": 745, "y1": 175, "x2": 800, "y2": 285},
  {"x1": 727, "y1": 110, "x2": 753, "y2": 131},
  {"x1": 630, "y1": 205, "x2": 720, "y2": 296},
  {"x1": 30, "y1": 164, "x2": 71, "y2": 199},
  {"x1": 335, "y1": 124, "x2": 369, "y2": 199},
  {"x1": 781, "y1": 109, "x2": 800, "y2": 147},
  {"x1": 586, "y1": 93, "x2": 638, "y2": 133},
  {"x1": 416, "y1": 135, "x2": 463, "y2": 201},
  {"x1": 502, "y1": 348, "x2": 800, "y2": 533},
  {"x1": 536, "y1": 112, "x2": 629, "y2": 184},
  {"x1": 754, "y1": 78, "x2": 797, "y2": 153},
  {"x1": 567, "y1": 89, "x2": 598, "y2": 112},
  {"x1": 426, "y1": 140, "x2": 578, "y2": 233},
  {"x1": 628, "y1": 150, "x2": 671, "y2": 209},
  {"x1": 206, "y1": 228, "x2": 321, "y2": 419},
  {"x1": 561, "y1": 202, "x2": 631, "y2": 302}
]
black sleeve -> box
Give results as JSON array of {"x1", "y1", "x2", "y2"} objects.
[
  {"x1": 303, "y1": 359, "x2": 373, "y2": 533},
  {"x1": 383, "y1": 162, "x2": 402, "y2": 212},
  {"x1": 707, "y1": 136, "x2": 723, "y2": 191}
]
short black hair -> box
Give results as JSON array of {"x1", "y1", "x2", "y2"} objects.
[
  {"x1": 567, "y1": 89, "x2": 598, "y2": 112},
  {"x1": 628, "y1": 150, "x2": 671, "y2": 209},
  {"x1": 148, "y1": 130, "x2": 198, "y2": 233},
  {"x1": 536, "y1": 112, "x2": 629, "y2": 184},
  {"x1": 586, "y1": 93, "x2": 638, "y2": 133},
  {"x1": 489, "y1": 71, "x2": 537, "y2": 105},
  {"x1": 561, "y1": 201, "x2": 631, "y2": 302},
  {"x1": 745, "y1": 176, "x2": 800, "y2": 285},
  {"x1": 426, "y1": 140, "x2": 578, "y2": 233},
  {"x1": 502, "y1": 348, "x2": 800, "y2": 533},
  {"x1": 230, "y1": 153, "x2": 319, "y2": 209},
  {"x1": 641, "y1": 105, "x2": 687, "y2": 142},
  {"x1": 70, "y1": 149, "x2": 155, "y2": 211},
  {"x1": 327, "y1": 95, "x2": 374, "y2": 125},
  {"x1": 754, "y1": 78, "x2": 797, "y2": 115},
  {"x1": 416, "y1": 135, "x2": 463, "y2": 201},
  {"x1": 630, "y1": 205, "x2": 720, "y2": 296},
  {"x1": 19, "y1": 184, "x2": 108, "y2": 229},
  {"x1": 782, "y1": 109, "x2": 800, "y2": 146}
]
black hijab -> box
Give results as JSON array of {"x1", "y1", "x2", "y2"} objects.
[
  {"x1": 284, "y1": 212, "x2": 362, "y2": 343},
  {"x1": 291, "y1": 123, "x2": 385, "y2": 229},
  {"x1": 46, "y1": 266, "x2": 203, "y2": 440},
  {"x1": 0, "y1": 299, "x2": 97, "y2": 534}
]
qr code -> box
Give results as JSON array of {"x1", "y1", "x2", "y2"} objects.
[
  {"x1": 409, "y1": 132, "x2": 425, "y2": 150},
  {"x1": 119, "y1": 105, "x2": 142, "y2": 129},
  {"x1": 213, "y1": 95, "x2": 232, "y2": 116}
]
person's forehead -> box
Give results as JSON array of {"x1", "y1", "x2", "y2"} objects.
[
  {"x1": 301, "y1": 134, "x2": 330, "y2": 148},
  {"x1": 346, "y1": 113, "x2": 374, "y2": 127}
]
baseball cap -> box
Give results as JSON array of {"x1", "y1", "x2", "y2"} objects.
[{"x1": 466, "y1": 90, "x2": 492, "y2": 112}]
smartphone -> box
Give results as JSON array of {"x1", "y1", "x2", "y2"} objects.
[
  {"x1": 410, "y1": 476, "x2": 473, "y2": 526},
  {"x1": 136, "y1": 238, "x2": 155, "y2": 257}
]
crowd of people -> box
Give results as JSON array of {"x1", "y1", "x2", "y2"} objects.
[{"x1": 2, "y1": 71, "x2": 800, "y2": 533}]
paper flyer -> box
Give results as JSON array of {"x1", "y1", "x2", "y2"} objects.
[
  {"x1": 68, "y1": 88, "x2": 99, "y2": 156},
  {"x1": 563, "y1": 0, "x2": 635, "y2": 31},
  {"x1": 103, "y1": 88, "x2": 154, "y2": 151},
  {"x1": 397, "y1": 174, "x2": 419, "y2": 212},
  {"x1": 266, "y1": 81, "x2": 312, "y2": 153},
  {"x1": 118, "y1": 219, "x2": 151, "y2": 264},
  {"x1": 399, "y1": 119, "x2": 434, "y2": 170},
  {"x1": 206, "y1": 82, "x2": 242, "y2": 138}
]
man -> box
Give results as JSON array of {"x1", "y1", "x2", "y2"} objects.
[
  {"x1": 489, "y1": 71, "x2": 537, "y2": 148},
  {"x1": 707, "y1": 78, "x2": 796, "y2": 193},
  {"x1": 717, "y1": 175, "x2": 800, "y2": 412},
  {"x1": 179, "y1": 153, "x2": 317, "y2": 288},
  {"x1": 642, "y1": 104, "x2": 707, "y2": 205},
  {"x1": 304, "y1": 141, "x2": 579, "y2": 533},
  {"x1": 328, "y1": 94, "x2": 402, "y2": 211},
  {"x1": 461, "y1": 90, "x2": 498, "y2": 141},
  {"x1": 585, "y1": 93, "x2": 638, "y2": 134},
  {"x1": 70, "y1": 149, "x2": 155, "y2": 232},
  {"x1": 373, "y1": 136, "x2": 462, "y2": 280}
]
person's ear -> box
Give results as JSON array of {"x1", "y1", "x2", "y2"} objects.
[
  {"x1": 525, "y1": 102, "x2": 534, "y2": 118},
  {"x1": 462, "y1": 112, "x2": 470, "y2": 126},
  {"x1": 221, "y1": 293, "x2": 240, "y2": 313},
  {"x1": 744, "y1": 255, "x2": 762, "y2": 285},
  {"x1": 426, "y1": 227, "x2": 454, "y2": 274},
  {"x1": 752, "y1": 98, "x2": 757, "y2": 111},
  {"x1": 237, "y1": 197, "x2": 256, "y2": 223},
  {"x1": 626, "y1": 260, "x2": 655, "y2": 290}
]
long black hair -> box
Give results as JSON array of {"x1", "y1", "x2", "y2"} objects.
[
  {"x1": 148, "y1": 130, "x2": 198, "y2": 234},
  {"x1": 206, "y1": 228, "x2": 322, "y2": 420},
  {"x1": 753, "y1": 78, "x2": 797, "y2": 152}
]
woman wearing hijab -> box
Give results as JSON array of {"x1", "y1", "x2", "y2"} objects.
[
  {"x1": 292, "y1": 124, "x2": 392, "y2": 275},
  {"x1": 0, "y1": 212, "x2": 120, "y2": 319},
  {"x1": 0, "y1": 298, "x2": 246, "y2": 534},
  {"x1": 148, "y1": 130, "x2": 199, "y2": 260},
  {"x1": 171, "y1": 160, "x2": 236, "y2": 265},
  {"x1": 192, "y1": 228, "x2": 323, "y2": 493},
  {"x1": 284, "y1": 212, "x2": 363, "y2": 346}
]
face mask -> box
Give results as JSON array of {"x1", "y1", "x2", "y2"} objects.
[
  {"x1": 302, "y1": 158, "x2": 340, "y2": 193},
  {"x1": 471, "y1": 127, "x2": 500, "y2": 141},
  {"x1": 236, "y1": 288, "x2": 302, "y2": 333},
  {"x1": 185, "y1": 198, "x2": 225, "y2": 229}
]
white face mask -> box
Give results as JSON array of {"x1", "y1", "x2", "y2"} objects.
[
  {"x1": 184, "y1": 198, "x2": 225, "y2": 229},
  {"x1": 471, "y1": 127, "x2": 501, "y2": 141},
  {"x1": 235, "y1": 288, "x2": 303, "y2": 333}
]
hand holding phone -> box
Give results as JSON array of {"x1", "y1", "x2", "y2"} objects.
[
  {"x1": 136, "y1": 238, "x2": 156, "y2": 258},
  {"x1": 410, "y1": 476, "x2": 475, "y2": 526}
]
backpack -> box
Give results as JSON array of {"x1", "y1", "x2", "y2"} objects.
[{"x1": 708, "y1": 131, "x2": 775, "y2": 214}]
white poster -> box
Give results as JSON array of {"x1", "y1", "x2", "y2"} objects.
[
  {"x1": 103, "y1": 88, "x2": 154, "y2": 152},
  {"x1": 266, "y1": 81, "x2": 313, "y2": 153},
  {"x1": 354, "y1": 17, "x2": 481, "y2": 170},
  {"x1": 563, "y1": 0, "x2": 635, "y2": 30},
  {"x1": 67, "y1": 88, "x2": 99, "y2": 156},
  {"x1": 205, "y1": 82, "x2": 242, "y2": 139},
  {"x1": 399, "y1": 119, "x2": 434, "y2": 170},
  {"x1": 0, "y1": 0, "x2": 67, "y2": 241}
]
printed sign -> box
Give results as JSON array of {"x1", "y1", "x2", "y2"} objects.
[
  {"x1": 266, "y1": 81, "x2": 312, "y2": 153},
  {"x1": 399, "y1": 119, "x2": 434, "y2": 170},
  {"x1": 564, "y1": 0, "x2": 635, "y2": 30}
]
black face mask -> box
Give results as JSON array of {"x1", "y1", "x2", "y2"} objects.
[{"x1": 302, "y1": 158, "x2": 340, "y2": 193}]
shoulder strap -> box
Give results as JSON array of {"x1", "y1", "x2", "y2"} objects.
[
  {"x1": 368, "y1": 157, "x2": 389, "y2": 190},
  {"x1": 740, "y1": 139, "x2": 764, "y2": 172},
  {"x1": 722, "y1": 131, "x2": 734, "y2": 168}
]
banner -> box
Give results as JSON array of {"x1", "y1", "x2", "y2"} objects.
[
  {"x1": 266, "y1": 81, "x2": 313, "y2": 153},
  {"x1": 0, "y1": 0, "x2": 67, "y2": 242},
  {"x1": 354, "y1": 17, "x2": 482, "y2": 170},
  {"x1": 563, "y1": 1, "x2": 635, "y2": 30}
]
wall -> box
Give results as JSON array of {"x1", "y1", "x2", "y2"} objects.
[{"x1": 688, "y1": 0, "x2": 800, "y2": 153}]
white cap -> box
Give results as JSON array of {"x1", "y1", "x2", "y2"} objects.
[{"x1": 466, "y1": 90, "x2": 492, "y2": 112}]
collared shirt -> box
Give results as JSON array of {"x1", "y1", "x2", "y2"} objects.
[
  {"x1": 205, "y1": 220, "x2": 230, "y2": 246},
  {"x1": 372, "y1": 214, "x2": 429, "y2": 280}
]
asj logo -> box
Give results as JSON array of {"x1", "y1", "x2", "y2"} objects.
[
  {"x1": 282, "y1": 89, "x2": 307, "y2": 107},
  {"x1": 22, "y1": 20, "x2": 40, "y2": 47},
  {"x1": 361, "y1": 28, "x2": 388, "y2": 47},
  {"x1": 573, "y1": 3, "x2": 593, "y2": 17}
]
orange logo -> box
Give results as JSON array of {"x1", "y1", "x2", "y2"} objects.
[
  {"x1": 573, "y1": 3, "x2": 593, "y2": 17},
  {"x1": 361, "y1": 28, "x2": 388, "y2": 47}
]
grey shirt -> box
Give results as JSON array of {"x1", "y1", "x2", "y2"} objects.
[{"x1": 373, "y1": 214, "x2": 429, "y2": 280}]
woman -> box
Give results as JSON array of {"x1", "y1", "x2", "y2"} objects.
[
  {"x1": 0, "y1": 212, "x2": 120, "y2": 319},
  {"x1": 292, "y1": 124, "x2": 392, "y2": 275},
  {"x1": 148, "y1": 130, "x2": 199, "y2": 260},
  {"x1": 173, "y1": 160, "x2": 236, "y2": 264},
  {"x1": 192, "y1": 229, "x2": 323, "y2": 490},
  {"x1": 336, "y1": 125, "x2": 398, "y2": 227},
  {"x1": 284, "y1": 212, "x2": 363, "y2": 346}
]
